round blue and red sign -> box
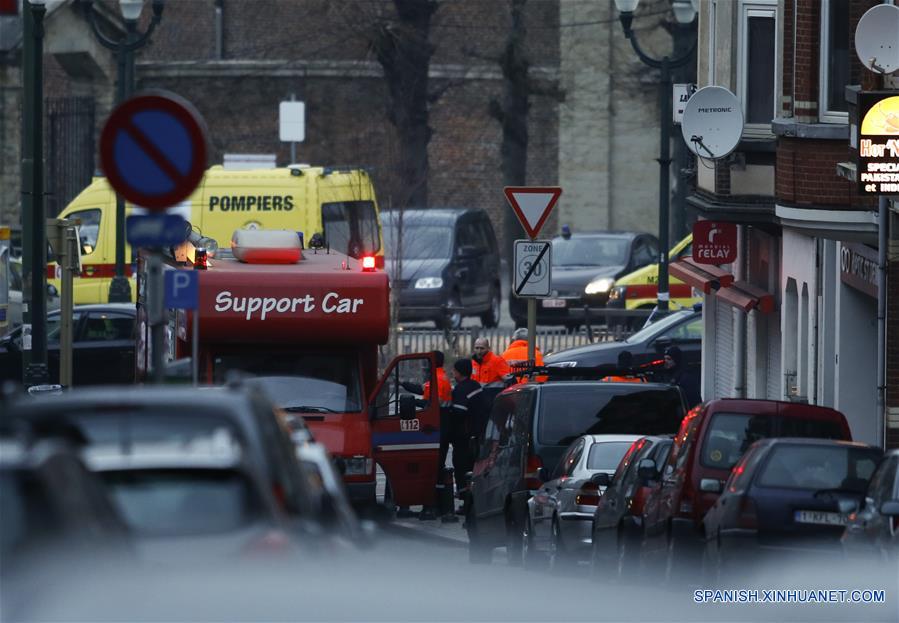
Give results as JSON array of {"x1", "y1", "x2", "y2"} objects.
[{"x1": 99, "y1": 91, "x2": 208, "y2": 211}]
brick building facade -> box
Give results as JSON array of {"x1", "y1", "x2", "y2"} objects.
[{"x1": 1, "y1": 0, "x2": 562, "y2": 255}]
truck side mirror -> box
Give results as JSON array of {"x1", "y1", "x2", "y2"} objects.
[{"x1": 399, "y1": 394, "x2": 416, "y2": 421}]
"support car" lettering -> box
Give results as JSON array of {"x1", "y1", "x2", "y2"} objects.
[{"x1": 213, "y1": 290, "x2": 364, "y2": 320}]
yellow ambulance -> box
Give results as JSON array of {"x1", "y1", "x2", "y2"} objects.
[
  {"x1": 606, "y1": 233, "x2": 701, "y2": 318},
  {"x1": 50, "y1": 165, "x2": 383, "y2": 303}
]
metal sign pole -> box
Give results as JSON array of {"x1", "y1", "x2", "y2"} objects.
[
  {"x1": 527, "y1": 235, "x2": 536, "y2": 364},
  {"x1": 192, "y1": 308, "x2": 199, "y2": 386},
  {"x1": 59, "y1": 224, "x2": 76, "y2": 387},
  {"x1": 149, "y1": 253, "x2": 165, "y2": 384}
]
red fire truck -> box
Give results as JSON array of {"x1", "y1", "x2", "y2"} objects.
[{"x1": 136, "y1": 230, "x2": 441, "y2": 509}]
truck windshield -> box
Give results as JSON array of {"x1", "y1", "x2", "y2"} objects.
[{"x1": 213, "y1": 353, "x2": 362, "y2": 413}]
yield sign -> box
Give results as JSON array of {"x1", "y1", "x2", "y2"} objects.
[{"x1": 504, "y1": 186, "x2": 562, "y2": 239}]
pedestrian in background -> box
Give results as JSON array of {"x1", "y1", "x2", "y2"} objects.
[{"x1": 664, "y1": 345, "x2": 701, "y2": 408}]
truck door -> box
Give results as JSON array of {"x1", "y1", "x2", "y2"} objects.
[{"x1": 369, "y1": 353, "x2": 441, "y2": 508}]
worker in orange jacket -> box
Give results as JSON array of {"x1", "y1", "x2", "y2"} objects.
[
  {"x1": 502, "y1": 328, "x2": 546, "y2": 382},
  {"x1": 472, "y1": 337, "x2": 510, "y2": 388}
]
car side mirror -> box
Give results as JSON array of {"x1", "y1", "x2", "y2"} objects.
[
  {"x1": 399, "y1": 394, "x2": 416, "y2": 421},
  {"x1": 637, "y1": 458, "x2": 658, "y2": 483},
  {"x1": 591, "y1": 472, "x2": 611, "y2": 487},
  {"x1": 457, "y1": 245, "x2": 479, "y2": 259},
  {"x1": 880, "y1": 500, "x2": 899, "y2": 516},
  {"x1": 46, "y1": 284, "x2": 59, "y2": 298},
  {"x1": 699, "y1": 478, "x2": 722, "y2": 493},
  {"x1": 537, "y1": 467, "x2": 549, "y2": 482}
]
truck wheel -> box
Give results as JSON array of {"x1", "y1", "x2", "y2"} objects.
[
  {"x1": 480, "y1": 287, "x2": 501, "y2": 328},
  {"x1": 437, "y1": 292, "x2": 462, "y2": 330}
]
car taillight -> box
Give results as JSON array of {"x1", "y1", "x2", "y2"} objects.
[
  {"x1": 194, "y1": 247, "x2": 208, "y2": 270},
  {"x1": 343, "y1": 455, "x2": 373, "y2": 475},
  {"x1": 576, "y1": 481, "x2": 601, "y2": 506},
  {"x1": 736, "y1": 496, "x2": 759, "y2": 530},
  {"x1": 525, "y1": 454, "x2": 543, "y2": 489}
]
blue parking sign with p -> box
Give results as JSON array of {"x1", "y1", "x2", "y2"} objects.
[{"x1": 165, "y1": 270, "x2": 199, "y2": 309}]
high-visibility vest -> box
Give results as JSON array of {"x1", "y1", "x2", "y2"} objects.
[
  {"x1": 472, "y1": 351, "x2": 510, "y2": 387},
  {"x1": 424, "y1": 368, "x2": 453, "y2": 406}
]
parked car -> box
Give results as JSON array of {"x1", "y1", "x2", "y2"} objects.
[
  {"x1": 382, "y1": 209, "x2": 501, "y2": 329},
  {"x1": 509, "y1": 230, "x2": 659, "y2": 330},
  {"x1": 640, "y1": 399, "x2": 852, "y2": 585},
  {"x1": 590, "y1": 435, "x2": 673, "y2": 581},
  {"x1": 545, "y1": 306, "x2": 702, "y2": 371},
  {"x1": 0, "y1": 439, "x2": 131, "y2": 621},
  {"x1": 3, "y1": 252, "x2": 61, "y2": 330},
  {"x1": 465, "y1": 379, "x2": 686, "y2": 564},
  {"x1": 83, "y1": 441, "x2": 296, "y2": 561},
  {"x1": 703, "y1": 438, "x2": 881, "y2": 582},
  {"x1": 526, "y1": 434, "x2": 641, "y2": 569},
  {"x1": 0, "y1": 303, "x2": 135, "y2": 386},
  {"x1": 6, "y1": 385, "x2": 323, "y2": 528},
  {"x1": 841, "y1": 449, "x2": 899, "y2": 562}
]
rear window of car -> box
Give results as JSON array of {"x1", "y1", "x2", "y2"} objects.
[
  {"x1": 102, "y1": 469, "x2": 263, "y2": 536},
  {"x1": 700, "y1": 413, "x2": 773, "y2": 470},
  {"x1": 755, "y1": 445, "x2": 881, "y2": 492},
  {"x1": 68, "y1": 411, "x2": 245, "y2": 450},
  {"x1": 778, "y1": 416, "x2": 846, "y2": 440},
  {"x1": 537, "y1": 386, "x2": 684, "y2": 446},
  {"x1": 586, "y1": 441, "x2": 634, "y2": 471}
]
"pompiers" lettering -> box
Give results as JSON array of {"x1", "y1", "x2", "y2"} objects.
[{"x1": 208, "y1": 195, "x2": 295, "y2": 212}]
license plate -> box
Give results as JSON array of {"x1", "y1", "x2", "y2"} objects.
[
  {"x1": 542, "y1": 298, "x2": 566, "y2": 308},
  {"x1": 794, "y1": 510, "x2": 847, "y2": 526}
]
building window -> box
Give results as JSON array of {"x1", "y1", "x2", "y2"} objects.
[
  {"x1": 739, "y1": 1, "x2": 777, "y2": 128},
  {"x1": 819, "y1": 0, "x2": 850, "y2": 122}
]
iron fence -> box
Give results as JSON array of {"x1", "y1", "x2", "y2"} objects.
[
  {"x1": 379, "y1": 324, "x2": 634, "y2": 368},
  {"x1": 46, "y1": 97, "x2": 95, "y2": 217}
]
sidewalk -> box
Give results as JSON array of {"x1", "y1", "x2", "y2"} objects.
[{"x1": 383, "y1": 505, "x2": 469, "y2": 548}]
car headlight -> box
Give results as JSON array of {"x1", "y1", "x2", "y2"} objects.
[
  {"x1": 339, "y1": 455, "x2": 373, "y2": 476},
  {"x1": 414, "y1": 277, "x2": 443, "y2": 289},
  {"x1": 585, "y1": 277, "x2": 615, "y2": 295},
  {"x1": 608, "y1": 285, "x2": 627, "y2": 301},
  {"x1": 548, "y1": 361, "x2": 578, "y2": 368}
]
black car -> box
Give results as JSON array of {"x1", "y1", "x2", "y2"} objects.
[
  {"x1": 382, "y1": 209, "x2": 501, "y2": 329},
  {"x1": 509, "y1": 230, "x2": 658, "y2": 330},
  {"x1": 545, "y1": 307, "x2": 702, "y2": 372},
  {"x1": 841, "y1": 449, "x2": 899, "y2": 562},
  {"x1": 465, "y1": 379, "x2": 686, "y2": 564},
  {"x1": 703, "y1": 438, "x2": 882, "y2": 582},
  {"x1": 0, "y1": 303, "x2": 136, "y2": 386},
  {"x1": 6, "y1": 385, "x2": 323, "y2": 527}
]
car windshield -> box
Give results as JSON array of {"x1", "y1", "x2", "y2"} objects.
[
  {"x1": 102, "y1": 469, "x2": 264, "y2": 536},
  {"x1": 756, "y1": 445, "x2": 880, "y2": 492},
  {"x1": 382, "y1": 223, "x2": 452, "y2": 260},
  {"x1": 625, "y1": 311, "x2": 694, "y2": 344},
  {"x1": 538, "y1": 386, "x2": 684, "y2": 446},
  {"x1": 70, "y1": 412, "x2": 244, "y2": 449},
  {"x1": 586, "y1": 441, "x2": 634, "y2": 471},
  {"x1": 213, "y1": 352, "x2": 362, "y2": 412},
  {"x1": 552, "y1": 237, "x2": 629, "y2": 267}
]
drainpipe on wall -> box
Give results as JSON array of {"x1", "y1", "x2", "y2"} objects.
[
  {"x1": 878, "y1": 196, "x2": 887, "y2": 448},
  {"x1": 734, "y1": 225, "x2": 746, "y2": 398},
  {"x1": 215, "y1": 0, "x2": 224, "y2": 60}
]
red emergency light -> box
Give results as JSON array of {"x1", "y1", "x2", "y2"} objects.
[{"x1": 362, "y1": 256, "x2": 376, "y2": 272}]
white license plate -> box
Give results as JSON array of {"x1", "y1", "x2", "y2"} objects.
[
  {"x1": 794, "y1": 510, "x2": 847, "y2": 526},
  {"x1": 542, "y1": 298, "x2": 566, "y2": 308}
]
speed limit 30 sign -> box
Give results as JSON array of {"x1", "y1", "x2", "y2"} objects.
[{"x1": 514, "y1": 239, "x2": 552, "y2": 297}]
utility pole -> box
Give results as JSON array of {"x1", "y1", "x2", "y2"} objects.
[{"x1": 21, "y1": 0, "x2": 48, "y2": 386}]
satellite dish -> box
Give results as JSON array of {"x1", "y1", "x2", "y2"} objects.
[
  {"x1": 855, "y1": 4, "x2": 899, "y2": 75},
  {"x1": 680, "y1": 86, "x2": 744, "y2": 160}
]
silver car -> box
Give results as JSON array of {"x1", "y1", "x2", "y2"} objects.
[{"x1": 526, "y1": 434, "x2": 641, "y2": 569}]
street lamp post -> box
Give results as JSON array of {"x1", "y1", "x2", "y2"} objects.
[
  {"x1": 81, "y1": 0, "x2": 164, "y2": 303},
  {"x1": 614, "y1": 0, "x2": 696, "y2": 314},
  {"x1": 21, "y1": 0, "x2": 48, "y2": 386}
]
